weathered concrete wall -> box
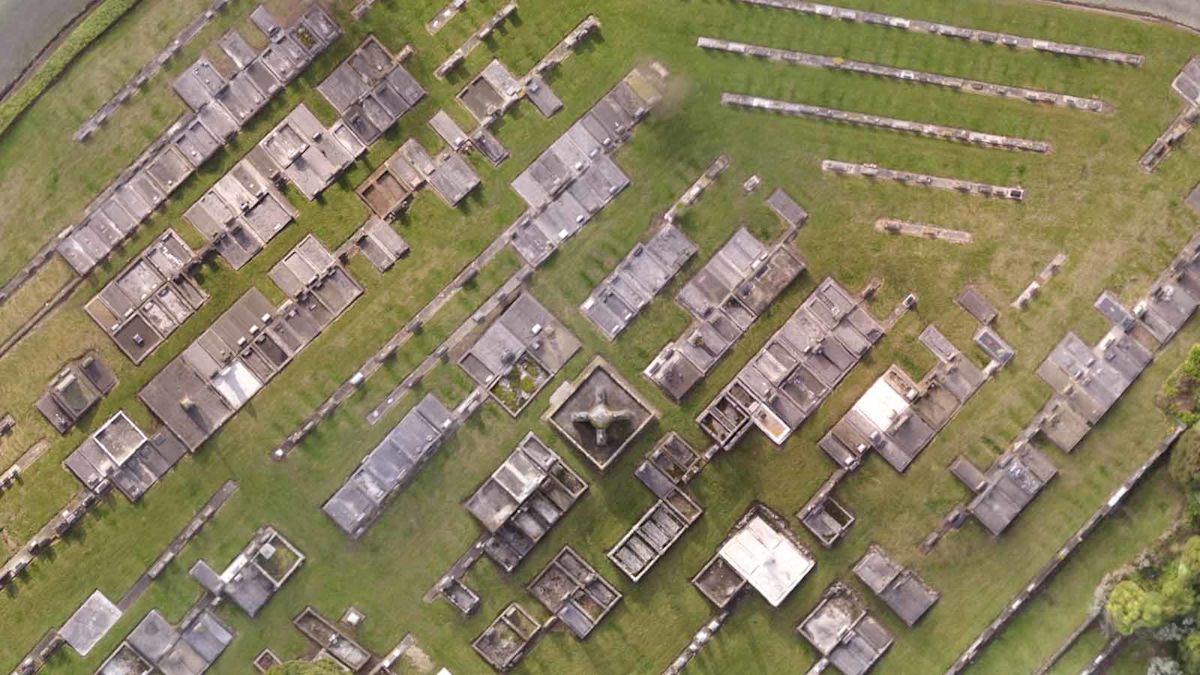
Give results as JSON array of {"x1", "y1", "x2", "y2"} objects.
[{"x1": 1046, "y1": 0, "x2": 1200, "y2": 32}]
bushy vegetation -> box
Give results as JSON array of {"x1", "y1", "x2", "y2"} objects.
[
  {"x1": 0, "y1": 0, "x2": 140, "y2": 138},
  {"x1": 1170, "y1": 426, "x2": 1200, "y2": 536},
  {"x1": 1173, "y1": 429, "x2": 1200, "y2": 493},
  {"x1": 1107, "y1": 538, "x2": 1200, "y2": 669},
  {"x1": 1105, "y1": 427, "x2": 1200, "y2": 671},
  {"x1": 1158, "y1": 346, "x2": 1200, "y2": 427}
]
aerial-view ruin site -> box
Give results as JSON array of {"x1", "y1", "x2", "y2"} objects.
[{"x1": 9, "y1": 0, "x2": 1200, "y2": 673}]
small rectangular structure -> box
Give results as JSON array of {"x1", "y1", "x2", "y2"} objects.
[
  {"x1": 1137, "y1": 278, "x2": 1200, "y2": 344},
  {"x1": 608, "y1": 488, "x2": 702, "y2": 582},
  {"x1": 723, "y1": 93, "x2": 1051, "y2": 154},
  {"x1": 974, "y1": 326, "x2": 1014, "y2": 366},
  {"x1": 427, "y1": 152, "x2": 482, "y2": 206},
  {"x1": 1138, "y1": 106, "x2": 1198, "y2": 173},
  {"x1": 473, "y1": 603, "x2": 541, "y2": 671},
  {"x1": 456, "y1": 59, "x2": 524, "y2": 125},
  {"x1": 694, "y1": 503, "x2": 815, "y2": 608},
  {"x1": 429, "y1": 110, "x2": 470, "y2": 151},
  {"x1": 356, "y1": 137, "x2": 481, "y2": 214},
  {"x1": 580, "y1": 223, "x2": 697, "y2": 340},
  {"x1": 675, "y1": 226, "x2": 793, "y2": 319},
  {"x1": 800, "y1": 492, "x2": 855, "y2": 547},
  {"x1": 824, "y1": 160, "x2": 1025, "y2": 201},
  {"x1": 459, "y1": 292, "x2": 581, "y2": 416},
  {"x1": 322, "y1": 394, "x2": 454, "y2": 538},
  {"x1": 1141, "y1": 58, "x2": 1200, "y2": 172},
  {"x1": 547, "y1": 359, "x2": 657, "y2": 471},
  {"x1": 434, "y1": 2, "x2": 519, "y2": 79},
  {"x1": 472, "y1": 127, "x2": 509, "y2": 166},
  {"x1": 1034, "y1": 395, "x2": 1091, "y2": 453},
  {"x1": 356, "y1": 147, "x2": 418, "y2": 219},
  {"x1": 665, "y1": 153, "x2": 730, "y2": 223},
  {"x1": 819, "y1": 325, "x2": 983, "y2": 472},
  {"x1": 635, "y1": 433, "x2": 702, "y2": 497},
  {"x1": 257, "y1": 103, "x2": 366, "y2": 200},
  {"x1": 84, "y1": 229, "x2": 206, "y2": 364},
  {"x1": 1094, "y1": 290, "x2": 1136, "y2": 331},
  {"x1": 765, "y1": 188, "x2": 808, "y2": 227},
  {"x1": 956, "y1": 287, "x2": 998, "y2": 324},
  {"x1": 293, "y1": 607, "x2": 374, "y2": 671},
  {"x1": 316, "y1": 35, "x2": 425, "y2": 146},
  {"x1": 526, "y1": 14, "x2": 601, "y2": 80},
  {"x1": 37, "y1": 352, "x2": 116, "y2": 434},
  {"x1": 184, "y1": 156, "x2": 297, "y2": 269},
  {"x1": 1035, "y1": 330, "x2": 1152, "y2": 426},
  {"x1": 525, "y1": 75, "x2": 563, "y2": 117},
  {"x1": 253, "y1": 650, "x2": 282, "y2": 673},
  {"x1": 466, "y1": 433, "x2": 588, "y2": 572},
  {"x1": 645, "y1": 228, "x2": 807, "y2": 402},
  {"x1": 697, "y1": 278, "x2": 882, "y2": 448},
  {"x1": 961, "y1": 442, "x2": 1058, "y2": 535},
  {"x1": 62, "y1": 411, "x2": 189, "y2": 502},
  {"x1": 98, "y1": 608, "x2": 234, "y2": 675},
  {"x1": 427, "y1": 0, "x2": 470, "y2": 34},
  {"x1": 269, "y1": 234, "x2": 364, "y2": 314},
  {"x1": 798, "y1": 582, "x2": 894, "y2": 675},
  {"x1": 508, "y1": 63, "x2": 670, "y2": 267},
  {"x1": 60, "y1": 591, "x2": 121, "y2": 656},
  {"x1": 876, "y1": 218, "x2": 972, "y2": 245},
  {"x1": 1172, "y1": 56, "x2": 1200, "y2": 107},
  {"x1": 351, "y1": 216, "x2": 410, "y2": 271},
  {"x1": 188, "y1": 526, "x2": 304, "y2": 617},
  {"x1": 439, "y1": 577, "x2": 481, "y2": 616},
  {"x1": 96, "y1": 644, "x2": 154, "y2": 675},
  {"x1": 690, "y1": 556, "x2": 747, "y2": 611},
  {"x1": 527, "y1": 546, "x2": 621, "y2": 639},
  {"x1": 852, "y1": 545, "x2": 939, "y2": 627},
  {"x1": 173, "y1": 56, "x2": 266, "y2": 125}
]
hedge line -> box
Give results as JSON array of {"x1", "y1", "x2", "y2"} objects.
[{"x1": 0, "y1": 0, "x2": 141, "y2": 139}]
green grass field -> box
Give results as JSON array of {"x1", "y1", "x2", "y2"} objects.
[{"x1": 1, "y1": 0, "x2": 1199, "y2": 672}]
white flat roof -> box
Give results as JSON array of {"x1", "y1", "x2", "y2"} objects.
[
  {"x1": 718, "y1": 516, "x2": 814, "y2": 607},
  {"x1": 852, "y1": 377, "x2": 909, "y2": 432},
  {"x1": 212, "y1": 360, "x2": 263, "y2": 408}
]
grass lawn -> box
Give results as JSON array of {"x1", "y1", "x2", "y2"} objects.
[{"x1": 1, "y1": 0, "x2": 1200, "y2": 673}]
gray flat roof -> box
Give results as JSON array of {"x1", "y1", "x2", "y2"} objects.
[
  {"x1": 765, "y1": 187, "x2": 808, "y2": 227},
  {"x1": 323, "y1": 394, "x2": 453, "y2": 538},
  {"x1": 60, "y1": 591, "x2": 121, "y2": 656}
]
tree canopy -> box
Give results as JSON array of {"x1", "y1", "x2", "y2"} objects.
[{"x1": 1171, "y1": 427, "x2": 1200, "y2": 488}]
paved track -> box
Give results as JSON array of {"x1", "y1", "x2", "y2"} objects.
[{"x1": 1046, "y1": 0, "x2": 1200, "y2": 32}]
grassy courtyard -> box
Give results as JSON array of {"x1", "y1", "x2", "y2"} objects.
[{"x1": 1, "y1": 0, "x2": 1199, "y2": 672}]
